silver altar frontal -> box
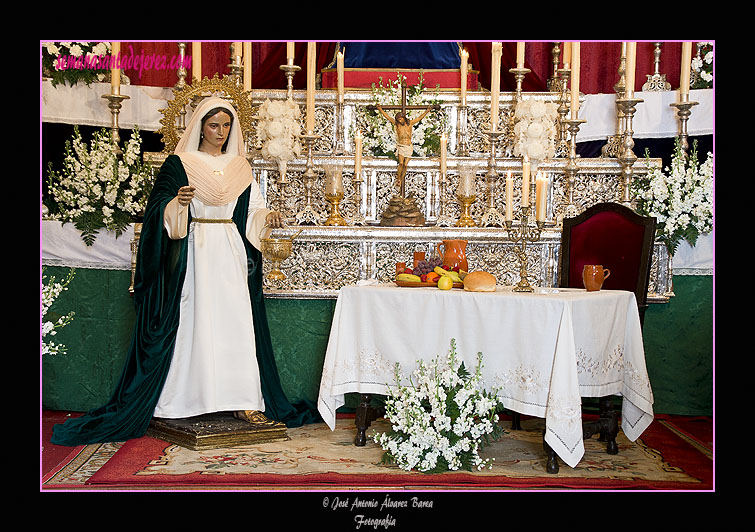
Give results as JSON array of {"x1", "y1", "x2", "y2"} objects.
[{"x1": 145, "y1": 82, "x2": 672, "y2": 303}]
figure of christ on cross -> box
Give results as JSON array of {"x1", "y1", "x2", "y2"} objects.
[{"x1": 367, "y1": 81, "x2": 441, "y2": 198}]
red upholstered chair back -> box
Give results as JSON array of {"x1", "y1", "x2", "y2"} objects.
[{"x1": 559, "y1": 203, "x2": 656, "y2": 310}]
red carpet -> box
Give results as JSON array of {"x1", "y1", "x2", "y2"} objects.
[{"x1": 42, "y1": 411, "x2": 713, "y2": 491}]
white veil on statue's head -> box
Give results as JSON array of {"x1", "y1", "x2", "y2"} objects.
[{"x1": 175, "y1": 96, "x2": 245, "y2": 156}]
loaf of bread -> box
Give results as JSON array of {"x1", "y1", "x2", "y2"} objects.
[{"x1": 463, "y1": 271, "x2": 497, "y2": 292}]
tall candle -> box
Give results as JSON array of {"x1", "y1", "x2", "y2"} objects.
[
  {"x1": 460, "y1": 49, "x2": 468, "y2": 105},
  {"x1": 505, "y1": 171, "x2": 514, "y2": 221},
  {"x1": 563, "y1": 41, "x2": 571, "y2": 69},
  {"x1": 110, "y1": 42, "x2": 121, "y2": 95},
  {"x1": 306, "y1": 42, "x2": 316, "y2": 133},
  {"x1": 570, "y1": 42, "x2": 580, "y2": 119},
  {"x1": 440, "y1": 133, "x2": 447, "y2": 175},
  {"x1": 192, "y1": 42, "x2": 202, "y2": 82},
  {"x1": 535, "y1": 172, "x2": 548, "y2": 222},
  {"x1": 354, "y1": 130, "x2": 363, "y2": 176},
  {"x1": 516, "y1": 42, "x2": 525, "y2": 68},
  {"x1": 243, "y1": 42, "x2": 252, "y2": 92},
  {"x1": 287, "y1": 42, "x2": 295, "y2": 65},
  {"x1": 680, "y1": 42, "x2": 692, "y2": 102},
  {"x1": 625, "y1": 42, "x2": 636, "y2": 98},
  {"x1": 522, "y1": 157, "x2": 530, "y2": 207},
  {"x1": 337, "y1": 50, "x2": 344, "y2": 103},
  {"x1": 490, "y1": 42, "x2": 502, "y2": 132}
]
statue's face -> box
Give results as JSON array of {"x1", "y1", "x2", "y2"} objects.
[
  {"x1": 396, "y1": 113, "x2": 407, "y2": 125},
  {"x1": 200, "y1": 111, "x2": 232, "y2": 152}
]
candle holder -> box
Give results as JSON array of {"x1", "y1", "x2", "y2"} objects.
[
  {"x1": 350, "y1": 169, "x2": 367, "y2": 226},
  {"x1": 435, "y1": 171, "x2": 455, "y2": 227},
  {"x1": 323, "y1": 163, "x2": 347, "y2": 226},
  {"x1": 615, "y1": 97, "x2": 643, "y2": 207},
  {"x1": 324, "y1": 192, "x2": 347, "y2": 226},
  {"x1": 295, "y1": 133, "x2": 322, "y2": 225},
  {"x1": 456, "y1": 193, "x2": 477, "y2": 227},
  {"x1": 334, "y1": 101, "x2": 346, "y2": 155},
  {"x1": 455, "y1": 105, "x2": 470, "y2": 157},
  {"x1": 642, "y1": 43, "x2": 672, "y2": 92},
  {"x1": 280, "y1": 63, "x2": 301, "y2": 100},
  {"x1": 504, "y1": 205, "x2": 546, "y2": 292},
  {"x1": 101, "y1": 93, "x2": 130, "y2": 155},
  {"x1": 562, "y1": 117, "x2": 586, "y2": 219},
  {"x1": 174, "y1": 42, "x2": 188, "y2": 90},
  {"x1": 555, "y1": 68, "x2": 571, "y2": 156},
  {"x1": 509, "y1": 67, "x2": 531, "y2": 100},
  {"x1": 480, "y1": 130, "x2": 506, "y2": 227},
  {"x1": 669, "y1": 99, "x2": 699, "y2": 156}
]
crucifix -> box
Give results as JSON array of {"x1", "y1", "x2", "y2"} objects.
[{"x1": 367, "y1": 79, "x2": 440, "y2": 226}]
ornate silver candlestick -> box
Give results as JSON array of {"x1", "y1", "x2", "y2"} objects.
[
  {"x1": 455, "y1": 105, "x2": 470, "y2": 157},
  {"x1": 435, "y1": 170, "x2": 455, "y2": 227},
  {"x1": 616, "y1": 97, "x2": 643, "y2": 206},
  {"x1": 555, "y1": 68, "x2": 571, "y2": 156},
  {"x1": 562, "y1": 117, "x2": 586, "y2": 219},
  {"x1": 101, "y1": 93, "x2": 130, "y2": 155},
  {"x1": 280, "y1": 63, "x2": 301, "y2": 100},
  {"x1": 480, "y1": 130, "x2": 506, "y2": 227},
  {"x1": 334, "y1": 101, "x2": 346, "y2": 155},
  {"x1": 350, "y1": 168, "x2": 366, "y2": 225},
  {"x1": 669, "y1": 99, "x2": 699, "y2": 156},
  {"x1": 295, "y1": 133, "x2": 322, "y2": 225},
  {"x1": 504, "y1": 205, "x2": 545, "y2": 292},
  {"x1": 509, "y1": 66, "x2": 531, "y2": 100},
  {"x1": 642, "y1": 43, "x2": 672, "y2": 92}
]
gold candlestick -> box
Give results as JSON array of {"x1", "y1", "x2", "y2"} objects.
[
  {"x1": 324, "y1": 191, "x2": 347, "y2": 226},
  {"x1": 504, "y1": 205, "x2": 545, "y2": 292}
]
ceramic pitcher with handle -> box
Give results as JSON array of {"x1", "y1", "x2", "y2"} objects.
[{"x1": 436, "y1": 239, "x2": 468, "y2": 272}]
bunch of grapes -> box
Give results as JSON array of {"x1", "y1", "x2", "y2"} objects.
[{"x1": 413, "y1": 256, "x2": 443, "y2": 276}]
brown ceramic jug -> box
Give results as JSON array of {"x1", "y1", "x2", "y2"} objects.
[
  {"x1": 437, "y1": 239, "x2": 468, "y2": 272},
  {"x1": 582, "y1": 265, "x2": 611, "y2": 291}
]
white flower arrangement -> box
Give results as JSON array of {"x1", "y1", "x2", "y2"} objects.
[
  {"x1": 634, "y1": 138, "x2": 714, "y2": 255},
  {"x1": 42, "y1": 41, "x2": 112, "y2": 87},
  {"x1": 355, "y1": 74, "x2": 445, "y2": 159},
  {"x1": 691, "y1": 42, "x2": 713, "y2": 88},
  {"x1": 512, "y1": 98, "x2": 559, "y2": 169},
  {"x1": 256, "y1": 97, "x2": 302, "y2": 178},
  {"x1": 45, "y1": 127, "x2": 153, "y2": 246},
  {"x1": 373, "y1": 339, "x2": 503, "y2": 473},
  {"x1": 42, "y1": 267, "x2": 75, "y2": 356}
]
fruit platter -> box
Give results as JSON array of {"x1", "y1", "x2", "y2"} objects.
[{"x1": 395, "y1": 256, "x2": 465, "y2": 290}]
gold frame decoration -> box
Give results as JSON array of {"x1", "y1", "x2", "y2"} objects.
[{"x1": 158, "y1": 73, "x2": 255, "y2": 154}]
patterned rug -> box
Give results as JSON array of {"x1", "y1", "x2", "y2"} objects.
[{"x1": 42, "y1": 416, "x2": 712, "y2": 490}]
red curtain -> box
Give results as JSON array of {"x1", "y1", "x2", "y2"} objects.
[{"x1": 121, "y1": 41, "x2": 687, "y2": 95}]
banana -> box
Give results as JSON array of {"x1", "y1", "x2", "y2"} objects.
[
  {"x1": 434, "y1": 266, "x2": 450, "y2": 276},
  {"x1": 397, "y1": 273, "x2": 422, "y2": 283}
]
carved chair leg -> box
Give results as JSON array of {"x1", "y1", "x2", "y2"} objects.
[
  {"x1": 354, "y1": 393, "x2": 373, "y2": 446},
  {"x1": 543, "y1": 431, "x2": 559, "y2": 474}
]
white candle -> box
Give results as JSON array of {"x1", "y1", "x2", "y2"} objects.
[
  {"x1": 460, "y1": 48, "x2": 468, "y2": 106},
  {"x1": 287, "y1": 42, "x2": 295, "y2": 65},
  {"x1": 535, "y1": 172, "x2": 548, "y2": 222},
  {"x1": 243, "y1": 42, "x2": 252, "y2": 92},
  {"x1": 440, "y1": 133, "x2": 447, "y2": 175},
  {"x1": 563, "y1": 42, "x2": 571, "y2": 69},
  {"x1": 505, "y1": 171, "x2": 514, "y2": 221},
  {"x1": 570, "y1": 42, "x2": 580, "y2": 119},
  {"x1": 337, "y1": 50, "x2": 344, "y2": 103},
  {"x1": 522, "y1": 157, "x2": 530, "y2": 207},
  {"x1": 490, "y1": 42, "x2": 501, "y2": 132},
  {"x1": 354, "y1": 130, "x2": 363, "y2": 176},
  {"x1": 110, "y1": 42, "x2": 120, "y2": 95},
  {"x1": 192, "y1": 42, "x2": 202, "y2": 82},
  {"x1": 516, "y1": 42, "x2": 525, "y2": 68},
  {"x1": 680, "y1": 42, "x2": 692, "y2": 102},
  {"x1": 306, "y1": 42, "x2": 316, "y2": 133},
  {"x1": 625, "y1": 42, "x2": 636, "y2": 99}
]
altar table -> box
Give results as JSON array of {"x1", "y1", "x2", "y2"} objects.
[{"x1": 317, "y1": 282, "x2": 654, "y2": 469}]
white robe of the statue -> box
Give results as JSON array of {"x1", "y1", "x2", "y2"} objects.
[{"x1": 153, "y1": 151, "x2": 271, "y2": 419}]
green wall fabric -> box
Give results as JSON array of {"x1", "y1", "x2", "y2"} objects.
[{"x1": 41, "y1": 266, "x2": 713, "y2": 416}]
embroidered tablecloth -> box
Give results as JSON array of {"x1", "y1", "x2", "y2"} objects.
[{"x1": 317, "y1": 283, "x2": 654, "y2": 468}]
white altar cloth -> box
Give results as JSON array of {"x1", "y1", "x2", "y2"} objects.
[{"x1": 317, "y1": 283, "x2": 654, "y2": 468}]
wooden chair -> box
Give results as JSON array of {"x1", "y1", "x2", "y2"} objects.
[{"x1": 512, "y1": 202, "x2": 657, "y2": 473}]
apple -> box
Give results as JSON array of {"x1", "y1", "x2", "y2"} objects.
[{"x1": 437, "y1": 275, "x2": 453, "y2": 290}]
